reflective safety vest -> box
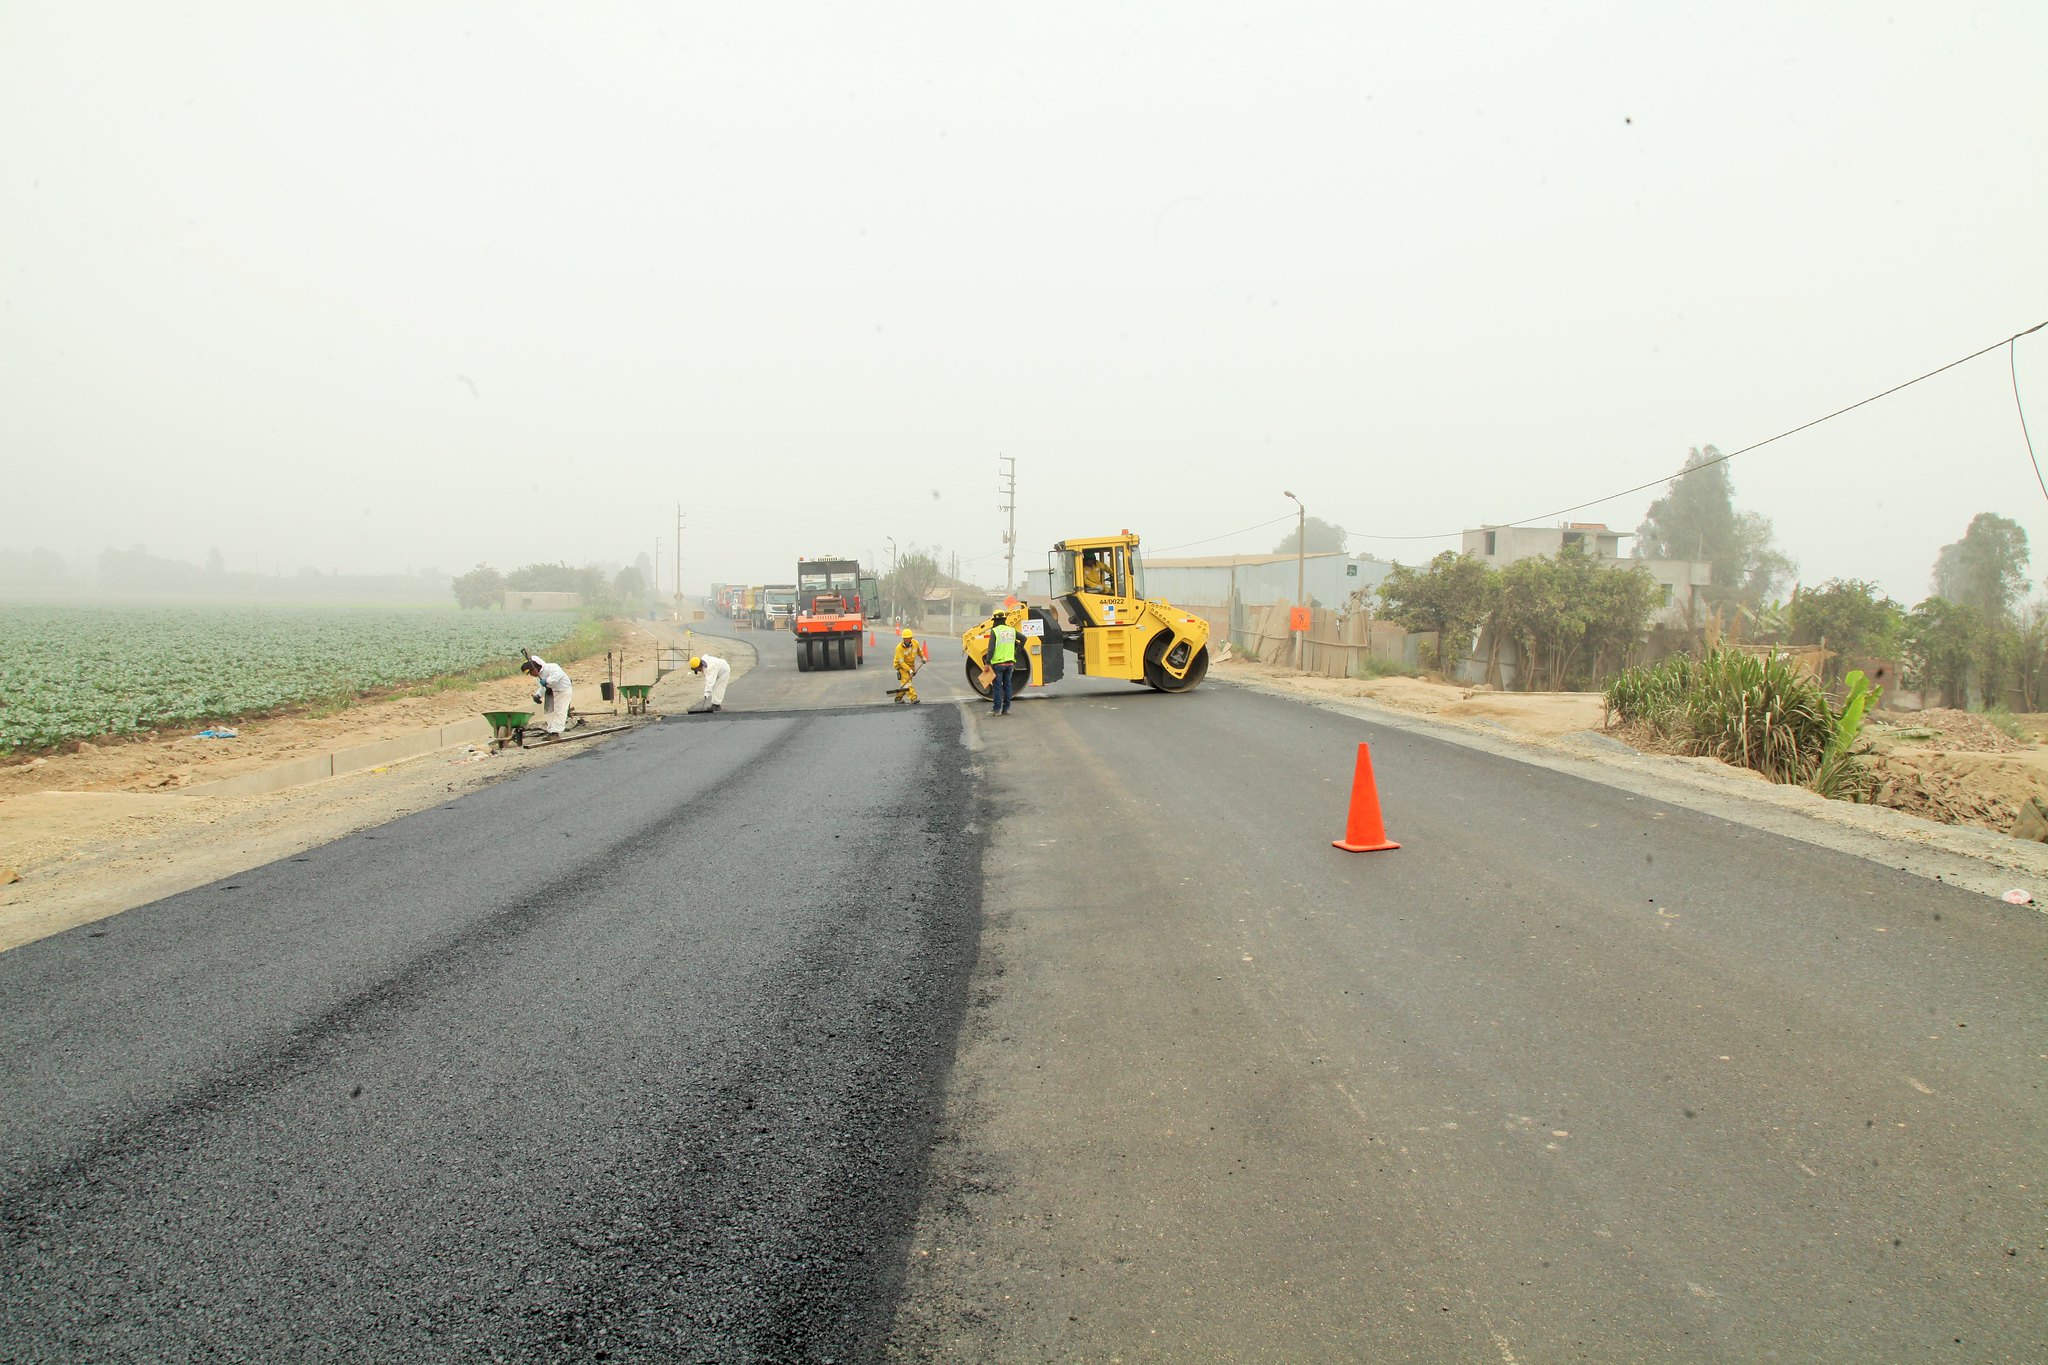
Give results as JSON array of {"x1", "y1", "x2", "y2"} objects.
[{"x1": 991, "y1": 624, "x2": 1017, "y2": 665}]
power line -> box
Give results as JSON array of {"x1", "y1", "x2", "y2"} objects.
[
  {"x1": 1344, "y1": 318, "x2": 2048, "y2": 546},
  {"x1": 2014, "y1": 334, "x2": 2046, "y2": 506},
  {"x1": 1152, "y1": 514, "x2": 1297, "y2": 554}
]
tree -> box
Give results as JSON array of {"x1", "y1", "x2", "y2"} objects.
[
  {"x1": 1272, "y1": 516, "x2": 1349, "y2": 555},
  {"x1": 2013, "y1": 601, "x2": 2048, "y2": 711},
  {"x1": 885, "y1": 551, "x2": 943, "y2": 623},
  {"x1": 1376, "y1": 552, "x2": 1498, "y2": 673},
  {"x1": 451, "y1": 564, "x2": 505, "y2": 610},
  {"x1": 1580, "y1": 559, "x2": 1662, "y2": 684},
  {"x1": 1787, "y1": 578, "x2": 1906, "y2": 682},
  {"x1": 1931, "y1": 512, "x2": 2029, "y2": 625},
  {"x1": 1906, "y1": 597, "x2": 1981, "y2": 708},
  {"x1": 612, "y1": 566, "x2": 647, "y2": 602},
  {"x1": 1634, "y1": 445, "x2": 1796, "y2": 607}
]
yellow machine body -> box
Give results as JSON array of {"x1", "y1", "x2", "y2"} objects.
[{"x1": 961, "y1": 532, "x2": 1211, "y2": 696}]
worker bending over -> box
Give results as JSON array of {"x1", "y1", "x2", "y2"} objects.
[
  {"x1": 521, "y1": 655, "x2": 574, "y2": 738},
  {"x1": 688, "y1": 654, "x2": 731, "y2": 712},
  {"x1": 892, "y1": 628, "x2": 926, "y2": 704}
]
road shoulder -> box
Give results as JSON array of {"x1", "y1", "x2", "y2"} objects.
[{"x1": 1211, "y1": 669, "x2": 2048, "y2": 902}]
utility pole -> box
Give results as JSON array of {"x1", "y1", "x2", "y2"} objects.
[
  {"x1": 1285, "y1": 490, "x2": 1306, "y2": 671},
  {"x1": 998, "y1": 455, "x2": 1017, "y2": 593}
]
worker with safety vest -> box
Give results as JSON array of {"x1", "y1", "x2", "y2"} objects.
[
  {"x1": 892, "y1": 628, "x2": 926, "y2": 704},
  {"x1": 988, "y1": 613, "x2": 1019, "y2": 715}
]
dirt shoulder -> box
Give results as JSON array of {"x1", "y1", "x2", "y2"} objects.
[
  {"x1": 1212, "y1": 656, "x2": 2048, "y2": 901},
  {"x1": 0, "y1": 620, "x2": 755, "y2": 952}
]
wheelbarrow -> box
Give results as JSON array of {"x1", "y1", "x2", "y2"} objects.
[
  {"x1": 481, "y1": 710, "x2": 534, "y2": 751},
  {"x1": 618, "y1": 684, "x2": 653, "y2": 715}
]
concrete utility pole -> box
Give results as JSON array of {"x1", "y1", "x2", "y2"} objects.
[
  {"x1": 998, "y1": 455, "x2": 1017, "y2": 593},
  {"x1": 1285, "y1": 490, "x2": 1306, "y2": 670}
]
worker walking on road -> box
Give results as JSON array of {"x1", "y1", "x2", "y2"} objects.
[
  {"x1": 892, "y1": 628, "x2": 925, "y2": 704},
  {"x1": 989, "y1": 613, "x2": 1018, "y2": 716},
  {"x1": 688, "y1": 654, "x2": 731, "y2": 712},
  {"x1": 521, "y1": 655, "x2": 574, "y2": 739}
]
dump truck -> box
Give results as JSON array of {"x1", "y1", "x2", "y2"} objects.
[
  {"x1": 961, "y1": 531, "x2": 1210, "y2": 697},
  {"x1": 758, "y1": 584, "x2": 797, "y2": 629},
  {"x1": 793, "y1": 556, "x2": 868, "y2": 670}
]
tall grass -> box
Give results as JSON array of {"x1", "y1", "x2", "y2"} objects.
[{"x1": 1606, "y1": 649, "x2": 1852, "y2": 789}]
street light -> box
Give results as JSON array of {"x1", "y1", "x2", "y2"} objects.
[
  {"x1": 1284, "y1": 491, "x2": 1305, "y2": 670},
  {"x1": 886, "y1": 536, "x2": 898, "y2": 623}
]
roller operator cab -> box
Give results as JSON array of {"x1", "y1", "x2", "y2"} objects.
[{"x1": 961, "y1": 532, "x2": 1211, "y2": 698}]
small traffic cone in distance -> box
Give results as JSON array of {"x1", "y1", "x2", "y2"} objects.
[{"x1": 1333, "y1": 742, "x2": 1400, "y2": 852}]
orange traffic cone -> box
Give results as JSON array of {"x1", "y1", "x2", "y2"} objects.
[
  {"x1": 1332, "y1": 742, "x2": 1399, "y2": 852},
  {"x1": 868, "y1": 630, "x2": 876, "y2": 645}
]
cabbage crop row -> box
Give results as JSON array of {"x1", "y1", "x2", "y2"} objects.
[{"x1": 0, "y1": 605, "x2": 580, "y2": 752}]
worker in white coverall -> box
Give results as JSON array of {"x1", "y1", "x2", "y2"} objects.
[
  {"x1": 520, "y1": 656, "x2": 574, "y2": 737},
  {"x1": 688, "y1": 654, "x2": 731, "y2": 712}
]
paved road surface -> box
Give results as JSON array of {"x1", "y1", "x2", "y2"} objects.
[
  {"x1": 891, "y1": 680, "x2": 2046, "y2": 1362},
  {"x1": 1, "y1": 665, "x2": 982, "y2": 1362},
  {"x1": 4, "y1": 621, "x2": 2043, "y2": 1362}
]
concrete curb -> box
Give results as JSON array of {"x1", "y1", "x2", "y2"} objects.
[{"x1": 189, "y1": 718, "x2": 498, "y2": 799}]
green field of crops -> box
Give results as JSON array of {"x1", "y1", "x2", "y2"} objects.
[{"x1": 0, "y1": 604, "x2": 583, "y2": 752}]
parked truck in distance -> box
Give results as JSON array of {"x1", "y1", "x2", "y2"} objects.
[
  {"x1": 793, "y1": 557, "x2": 868, "y2": 671},
  {"x1": 758, "y1": 584, "x2": 797, "y2": 630}
]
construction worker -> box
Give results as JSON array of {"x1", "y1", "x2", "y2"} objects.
[
  {"x1": 1081, "y1": 551, "x2": 1111, "y2": 595},
  {"x1": 521, "y1": 656, "x2": 574, "y2": 738},
  {"x1": 892, "y1": 628, "x2": 924, "y2": 704},
  {"x1": 688, "y1": 654, "x2": 730, "y2": 712},
  {"x1": 988, "y1": 612, "x2": 1019, "y2": 716}
]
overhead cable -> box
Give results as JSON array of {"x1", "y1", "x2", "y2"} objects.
[{"x1": 1343, "y1": 318, "x2": 2048, "y2": 546}]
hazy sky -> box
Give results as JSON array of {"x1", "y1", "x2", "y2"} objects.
[{"x1": 6, "y1": 3, "x2": 2044, "y2": 602}]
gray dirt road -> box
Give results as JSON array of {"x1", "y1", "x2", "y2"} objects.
[{"x1": 889, "y1": 678, "x2": 2047, "y2": 1363}]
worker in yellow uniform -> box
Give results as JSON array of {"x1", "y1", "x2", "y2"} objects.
[
  {"x1": 892, "y1": 628, "x2": 925, "y2": 704},
  {"x1": 1081, "y1": 552, "x2": 1111, "y2": 595}
]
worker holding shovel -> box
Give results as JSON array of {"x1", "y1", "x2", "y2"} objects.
[
  {"x1": 687, "y1": 654, "x2": 731, "y2": 713},
  {"x1": 892, "y1": 629, "x2": 926, "y2": 704}
]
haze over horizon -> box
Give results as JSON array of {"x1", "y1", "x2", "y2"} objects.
[{"x1": 5, "y1": 3, "x2": 2043, "y2": 604}]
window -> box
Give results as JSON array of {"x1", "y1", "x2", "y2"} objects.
[
  {"x1": 1483, "y1": 531, "x2": 1497, "y2": 556},
  {"x1": 1661, "y1": 584, "x2": 1674, "y2": 606},
  {"x1": 1562, "y1": 531, "x2": 1583, "y2": 548}
]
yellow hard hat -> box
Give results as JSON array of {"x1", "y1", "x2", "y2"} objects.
[
  {"x1": 900, "y1": 628, "x2": 914, "y2": 638},
  {"x1": 688, "y1": 655, "x2": 703, "y2": 669}
]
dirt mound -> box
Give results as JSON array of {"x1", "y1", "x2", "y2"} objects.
[
  {"x1": 1870, "y1": 709, "x2": 2023, "y2": 754},
  {"x1": 1867, "y1": 749, "x2": 2048, "y2": 831}
]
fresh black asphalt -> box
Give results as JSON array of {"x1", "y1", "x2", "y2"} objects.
[{"x1": 1, "y1": 704, "x2": 982, "y2": 1363}]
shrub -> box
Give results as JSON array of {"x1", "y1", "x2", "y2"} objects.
[{"x1": 1605, "y1": 649, "x2": 1842, "y2": 786}]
